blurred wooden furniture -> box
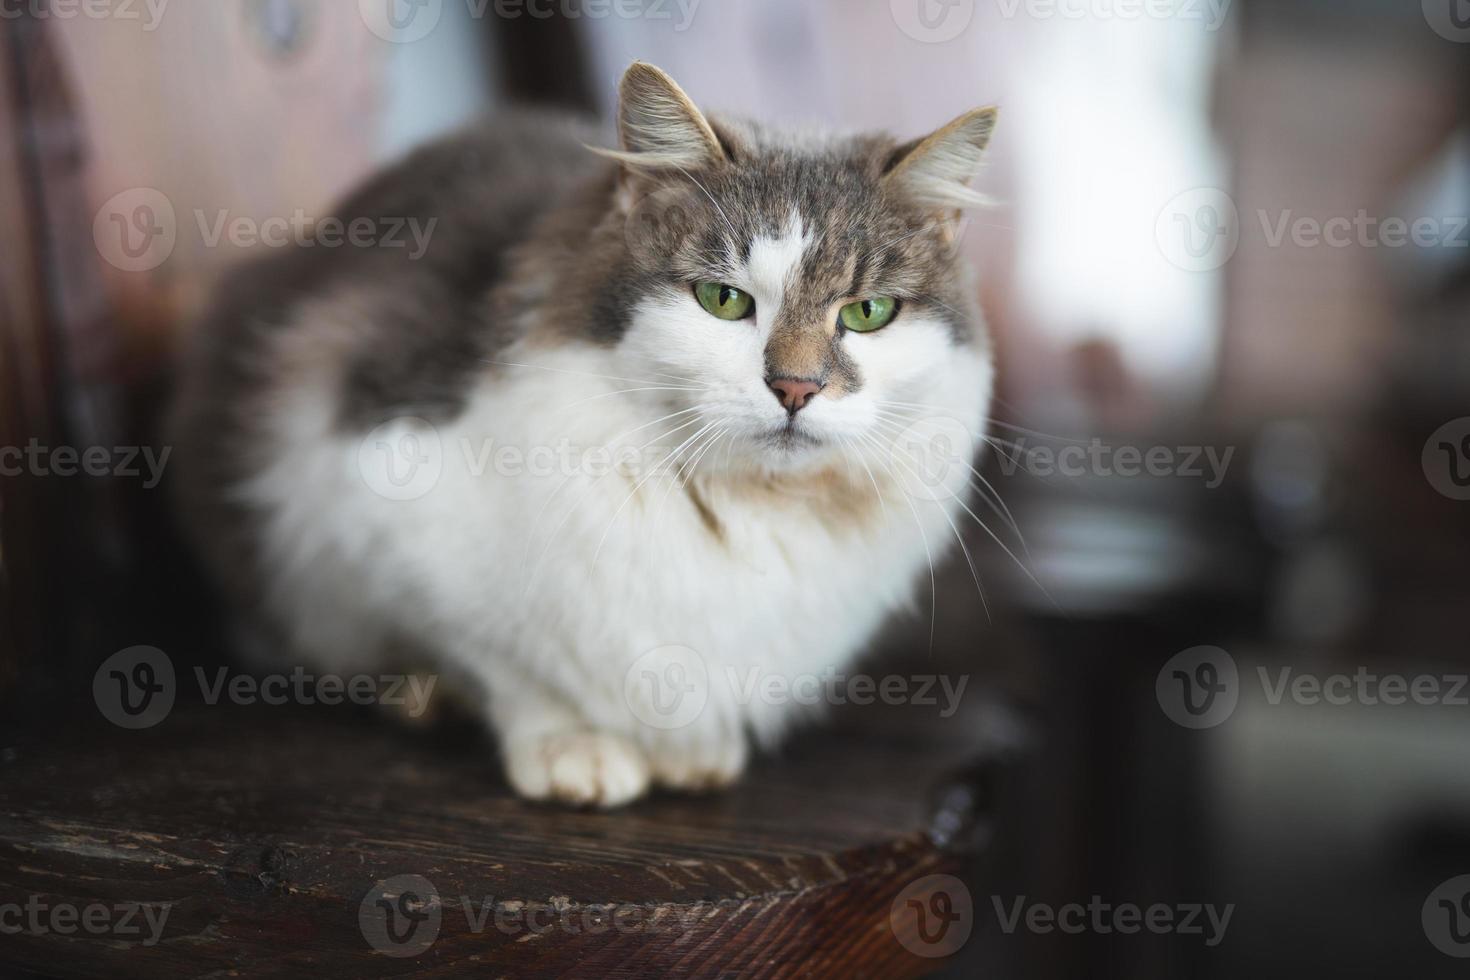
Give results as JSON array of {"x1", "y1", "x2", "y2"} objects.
[{"x1": 0, "y1": 4, "x2": 384, "y2": 699}]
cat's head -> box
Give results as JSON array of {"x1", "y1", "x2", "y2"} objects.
[{"x1": 587, "y1": 62, "x2": 996, "y2": 475}]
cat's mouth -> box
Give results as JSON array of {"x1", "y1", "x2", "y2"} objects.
[{"x1": 763, "y1": 419, "x2": 823, "y2": 452}]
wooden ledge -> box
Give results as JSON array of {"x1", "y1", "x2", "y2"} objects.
[{"x1": 0, "y1": 704, "x2": 992, "y2": 977}]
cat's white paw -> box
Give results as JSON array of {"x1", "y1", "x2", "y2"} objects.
[
  {"x1": 645, "y1": 733, "x2": 748, "y2": 792},
  {"x1": 504, "y1": 731, "x2": 651, "y2": 808}
]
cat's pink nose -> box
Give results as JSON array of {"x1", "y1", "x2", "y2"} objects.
[{"x1": 767, "y1": 377, "x2": 823, "y2": 416}]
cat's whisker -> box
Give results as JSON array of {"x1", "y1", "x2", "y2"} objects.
[
  {"x1": 982, "y1": 434, "x2": 1043, "y2": 454},
  {"x1": 525, "y1": 412, "x2": 708, "y2": 594},
  {"x1": 880, "y1": 398, "x2": 959, "y2": 412},
  {"x1": 870, "y1": 407, "x2": 926, "y2": 428},
  {"x1": 861, "y1": 429, "x2": 991, "y2": 624},
  {"x1": 867, "y1": 215, "x2": 1015, "y2": 262},
  {"x1": 704, "y1": 428, "x2": 733, "y2": 478},
  {"x1": 870, "y1": 411, "x2": 1034, "y2": 555},
  {"x1": 721, "y1": 427, "x2": 740, "y2": 472},
  {"x1": 869, "y1": 222, "x2": 940, "y2": 257},
  {"x1": 673, "y1": 164, "x2": 740, "y2": 243},
  {"x1": 642, "y1": 371, "x2": 707, "y2": 387},
  {"x1": 982, "y1": 420, "x2": 1092, "y2": 444},
  {"x1": 863, "y1": 414, "x2": 1055, "y2": 609},
  {"x1": 521, "y1": 402, "x2": 707, "y2": 571},
  {"x1": 680, "y1": 424, "x2": 728, "y2": 487},
  {"x1": 604, "y1": 403, "x2": 707, "y2": 445},
  {"x1": 853, "y1": 431, "x2": 939, "y2": 651},
  {"x1": 979, "y1": 435, "x2": 1091, "y2": 495},
  {"x1": 658, "y1": 420, "x2": 729, "y2": 515},
  {"x1": 835, "y1": 434, "x2": 860, "y2": 486},
  {"x1": 652, "y1": 431, "x2": 706, "y2": 535},
  {"x1": 522, "y1": 471, "x2": 580, "y2": 572},
  {"x1": 883, "y1": 428, "x2": 1060, "y2": 614},
  {"x1": 483, "y1": 359, "x2": 706, "y2": 391},
  {"x1": 879, "y1": 401, "x2": 1092, "y2": 446},
  {"x1": 669, "y1": 422, "x2": 723, "y2": 490},
  {"x1": 978, "y1": 435, "x2": 1077, "y2": 482},
  {"x1": 588, "y1": 418, "x2": 719, "y2": 573},
  {"x1": 662, "y1": 423, "x2": 719, "y2": 503},
  {"x1": 611, "y1": 351, "x2": 712, "y2": 387},
  {"x1": 843, "y1": 433, "x2": 890, "y2": 520},
  {"x1": 555, "y1": 385, "x2": 704, "y2": 413},
  {"x1": 965, "y1": 470, "x2": 1029, "y2": 558},
  {"x1": 925, "y1": 295, "x2": 970, "y2": 324},
  {"x1": 866, "y1": 413, "x2": 1029, "y2": 554},
  {"x1": 651, "y1": 424, "x2": 729, "y2": 537},
  {"x1": 950, "y1": 490, "x2": 1061, "y2": 614}
]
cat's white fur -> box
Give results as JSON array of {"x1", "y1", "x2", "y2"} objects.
[{"x1": 239, "y1": 223, "x2": 991, "y2": 806}]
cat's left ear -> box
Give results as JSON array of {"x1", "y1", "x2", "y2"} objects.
[
  {"x1": 593, "y1": 62, "x2": 727, "y2": 171},
  {"x1": 592, "y1": 62, "x2": 729, "y2": 213},
  {"x1": 882, "y1": 106, "x2": 998, "y2": 214}
]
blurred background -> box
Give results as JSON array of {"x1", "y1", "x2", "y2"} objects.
[{"x1": 2, "y1": 0, "x2": 1468, "y2": 977}]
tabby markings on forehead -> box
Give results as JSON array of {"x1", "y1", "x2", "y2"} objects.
[{"x1": 742, "y1": 214, "x2": 813, "y2": 324}]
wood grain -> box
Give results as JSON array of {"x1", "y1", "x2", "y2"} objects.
[{"x1": 0, "y1": 705, "x2": 988, "y2": 978}]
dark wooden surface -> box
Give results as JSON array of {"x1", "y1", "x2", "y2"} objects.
[{"x1": 0, "y1": 704, "x2": 992, "y2": 978}]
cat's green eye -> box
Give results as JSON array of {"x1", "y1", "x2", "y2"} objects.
[
  {"x1": 838, "y1": 297, "x2": 899, "y2": 333},
  {"x1": 694, "y1": 282, "x2": 755, "y2": 321}
]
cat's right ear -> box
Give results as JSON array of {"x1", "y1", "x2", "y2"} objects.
[
  {"x1": 882, "y1": 106, "x2": 998, "y2": 212},
  {"x1": 591, "y1": 62, "x2": 727, "y2": 208}
]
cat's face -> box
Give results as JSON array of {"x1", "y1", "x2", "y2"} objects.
[{"x1": 595, "y1": 64, "x2": 996, "y2": 474}]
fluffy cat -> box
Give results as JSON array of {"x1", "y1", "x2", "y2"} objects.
[{"x1": 170, "y1": 62, "x2": 996, "y2": 807}]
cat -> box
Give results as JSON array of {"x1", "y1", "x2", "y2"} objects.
[{"x1": 170, "y1": 62, "x2": 997, "y2": 807}]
